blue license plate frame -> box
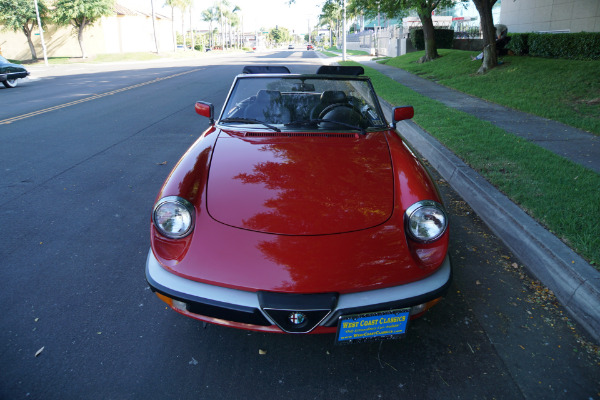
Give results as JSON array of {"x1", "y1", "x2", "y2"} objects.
[{"x1": 336, "y1": 309, "x2": 410, "y2": 345}]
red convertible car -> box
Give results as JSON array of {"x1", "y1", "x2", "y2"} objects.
[{"x1": 146, "y1": 65, "x2": 451, "y2": 343}]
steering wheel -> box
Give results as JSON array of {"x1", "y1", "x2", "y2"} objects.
[{"x1": 317, "y1": 103, "x2": 362, "y2": 120}]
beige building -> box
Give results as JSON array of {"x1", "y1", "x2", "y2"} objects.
[
  {"x1": 500, "y1": 0, "x2": 600, "y2": 33},
  {"x1": 0, "y1": 3, "x2": 172, "y2": 60}
]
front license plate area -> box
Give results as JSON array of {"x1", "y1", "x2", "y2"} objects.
[{"x1": 336, "y1": 309, "x2": 410, "y2": 345}]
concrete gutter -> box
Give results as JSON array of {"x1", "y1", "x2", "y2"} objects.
[{"x1": 381, "y1": 100, "x2": 600, "y2": 342}]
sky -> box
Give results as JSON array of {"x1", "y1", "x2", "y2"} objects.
[{"x1": 119, "y1": 0, "x2": 326, "y2": 34}]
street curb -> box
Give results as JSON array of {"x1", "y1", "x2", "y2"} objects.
[{"x1": 385, "y1": 108, "x2": 600, "y2": 342}]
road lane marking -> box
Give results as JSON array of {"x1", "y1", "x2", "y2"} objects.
[{"x1": 0, "y1": 68, "x2": 201, "y2": 125}]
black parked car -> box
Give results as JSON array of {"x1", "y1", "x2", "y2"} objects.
[{"x1": 0, "y1": 55, "x2": 30, "y2": 88}]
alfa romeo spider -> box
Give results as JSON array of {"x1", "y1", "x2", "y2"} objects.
[{"x1": 146, "y1": 65, "x2": 452, "y2": 343}]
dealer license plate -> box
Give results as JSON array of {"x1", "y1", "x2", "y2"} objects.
[{"x1": 336, "y1": 309, "x2": 410, "y2": 345}]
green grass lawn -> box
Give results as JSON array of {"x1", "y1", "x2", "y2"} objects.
[
  {"x1": 381, "y1": 49, "x2": 600, "y2": 135},
  {"x1": 12, "y1": 50, "x2": 214, "y2": 65},
  {"x1": 320, "y1": 50, "x2": 341, "y2": 57},
  {"x1": 323, "y1": 47, "x2": 371, "y2": 56},
  {"x1": 341, "y1": 60, "x2": 600, "y2": 268}
]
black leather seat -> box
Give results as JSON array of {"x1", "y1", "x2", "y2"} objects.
[
  {"x1": 244, "y1": 90, "x2": 291, "y2": 124},
  {"x1": 310, "y1": 90, "x2": 347, "y2": 119}
]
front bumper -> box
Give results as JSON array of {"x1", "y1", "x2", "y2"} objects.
[{"x1": 146, "y1": 249, "x2": 452, "y2": 333}]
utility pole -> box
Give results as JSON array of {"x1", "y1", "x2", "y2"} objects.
[{"x1": 33, "y1": 0, "x2": 48, "y2": 65}]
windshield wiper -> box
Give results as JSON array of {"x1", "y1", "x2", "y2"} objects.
[
  {"x1": 285, "y1": 119, "x2": 366, "y2": 135},
  {"x1": 219, "y1": 118, "x2": 281, "y2": 132}
]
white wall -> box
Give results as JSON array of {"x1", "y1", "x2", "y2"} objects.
[
  {"x1": 0, "y1": 14, "x2": 172, "y2": 59},
  {"x1": 501, "y1": 0, "x2": 600, "y2": 33}
]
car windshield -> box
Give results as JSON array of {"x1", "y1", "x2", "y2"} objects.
[
  {"x1": 0, "y1": 55, "x2": 8, "y2": 63},
  {"x1": 219, "y1": 75, "x2": 388, "y2": 132}
]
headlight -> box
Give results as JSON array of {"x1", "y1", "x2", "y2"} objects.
[
  {"x1": 405, "y1": 200, "x2": 447, "y2": 243},
  {"x1": 152, "y1": 196, "x2": 195, "y2": 239}
]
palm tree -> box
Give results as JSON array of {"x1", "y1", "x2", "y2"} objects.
[
  {"x1": 150, "y1": 0, "x2": 159, "y2": 52},
  {"x1": 165, "y1": 0, "x2": 177, "y2": 51},
  {"x1": 178, "y1": 0, "x2": 191, "y2": 50},
  {"x1": 320, "y1": 0, "x2": 342, "y2": 47},
  {"x1": 201, "y1": 6, "x2": 218, "y2": 48},
  {"x1": 215, "y1": 1, "x2": 230, "y2": 48},
  {"x1": 229, "y1": 5, "x2": 241, "y2": 48}
]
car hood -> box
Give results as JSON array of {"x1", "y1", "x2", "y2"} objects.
[
  {"x1": 206, "y1": 132, "x2": 394, "y2": 235},
  {"x1": 152, "y1": 129, "x2": 448, "y2": 293}
]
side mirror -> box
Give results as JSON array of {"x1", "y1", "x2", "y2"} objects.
[
  {"x1": 195, "y1": 101, "x2": 215, "y2": 124},
  {"x1": 391, "y1": 106, "x2": 414, "y2": 128}
]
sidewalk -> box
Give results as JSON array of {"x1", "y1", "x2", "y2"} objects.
[
  {"x1": 348, "y1": 56, "x2": 600, "y2": 342},
  {"x1": 363, "y1": 60, "x2": 600, "y2": 174}
]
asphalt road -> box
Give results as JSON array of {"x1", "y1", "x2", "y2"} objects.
[{"x1": 1, "y1": 49, "x2": 598, "y2": 399}]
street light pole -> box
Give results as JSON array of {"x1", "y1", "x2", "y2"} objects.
[
  {"x1": 342, "y1": 0, "x2": 347, "y2": 61},
  {"x1": 33, "y1": 0, "x2": 48, "y2": 65}
]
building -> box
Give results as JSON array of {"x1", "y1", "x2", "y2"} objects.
[{"x1": 501, "y1": 0, "x2": 600, "y2": 33}]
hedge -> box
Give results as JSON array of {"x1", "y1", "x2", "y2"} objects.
[
  {"x1": 410, "y1": 29, "x2": 454, "y2": 51},
  {"x1": 506, "y1": 33, "x2": 529, "y2": 56},
  {"x1": 506, "y1": 32, "x2": 600, "y2": 60}
]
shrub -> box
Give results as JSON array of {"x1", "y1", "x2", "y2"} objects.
[
  {"x1": 507, "y1": 32, "x2": 600, "y2": 60},
  {"x1": 410, "y1": 29, "x2": 455, "y2": 50},
  {"x1": 506, "y1": 33, "x2": 529, "y2": 56}
]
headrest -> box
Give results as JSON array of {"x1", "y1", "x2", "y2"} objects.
[
  {"x1": 320, "y1": 90, "x2": 346, "y2": 103},
  {"x1": 243, "y1": 66, "x2": 291, "y2": 74},
  {"x1": 316, "y1": 66, "x2": 364, "y2": 76},
  {"x1": 256, "y1": 90, "x2": 282, "y2": 102}
]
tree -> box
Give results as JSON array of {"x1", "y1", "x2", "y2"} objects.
[
  {"x1": 319, "y1": 0, "x2": 342, "y2": 48},
  {"x1": 165, "y1": 0, "x2": 177, "y2": 51},
  {"x1": 229, "y1": 6, "x2": 241, "y2": 49},
  {"x1": 350, "y1": 0, "x2": 455, "y2": 63},
  {"x1": 269, "y1": 26, "x2": 291, "y2": 46},
  {"x1": 214, "y1": 1, "x2": 240, "y2": 49},
  {"x1": 0, "y1": 0, "x2": 49, "y2": 60},
  {"x1": 53, "y1": 0, "x2": 115, "y2": 58},
  {"x1": 472, "y1": 0, "x2": 498, "y2": 74},
  {"x1": 201, "y1": 6, "x2": 218, "y2": 48},
  {"x1": 150, "y1": 0, "x2": 159, "y2": 52},
  {"x1": 188, "y1": 1, "x2": 195, "y2": 50},
  {"x1": 171, "y1": 0, "x2": 191, "y2": 50}
]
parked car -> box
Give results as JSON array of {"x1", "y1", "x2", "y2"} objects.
[
  {"x1": 146, "y1": 65, "x2": 451, "y2": 344},
  {"x1": 0, "y1": 55, "x2": 29, "y2": 88},
  {"x1": 307, "y1": 44, "x2": 314, "y2": 50},
  {"x1": 288, "y1": 44, "x2": 294, "y2": 49}
]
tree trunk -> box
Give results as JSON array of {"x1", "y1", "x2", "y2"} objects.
[
  {"x1": 22, "y1": 25, "x2": 37, "y2": 60},
  {"x1": 473, "y1": 0, "x2": 498, "y2": 74},
  {"x1": 181, "y1": 12, "x2": 186, "y2": 50},
  {"x1": 417, "y1": 9, "x2": 439, "y2": 63},
  {"x1": 78, "y1": 18, "x2": 88, "y2": 58},
  {"x1": 171, "y1": 7, "x2": 176, "y2": 51},
  {"x1": 151, "y1": 0, "x2": 159, "y2": 53},
  {"x1": 190, "y1": 9, "x2": 195, "y2": 50},
  {"x1": 477, "y1": 43, "x2": 497, "y2": 74}
]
